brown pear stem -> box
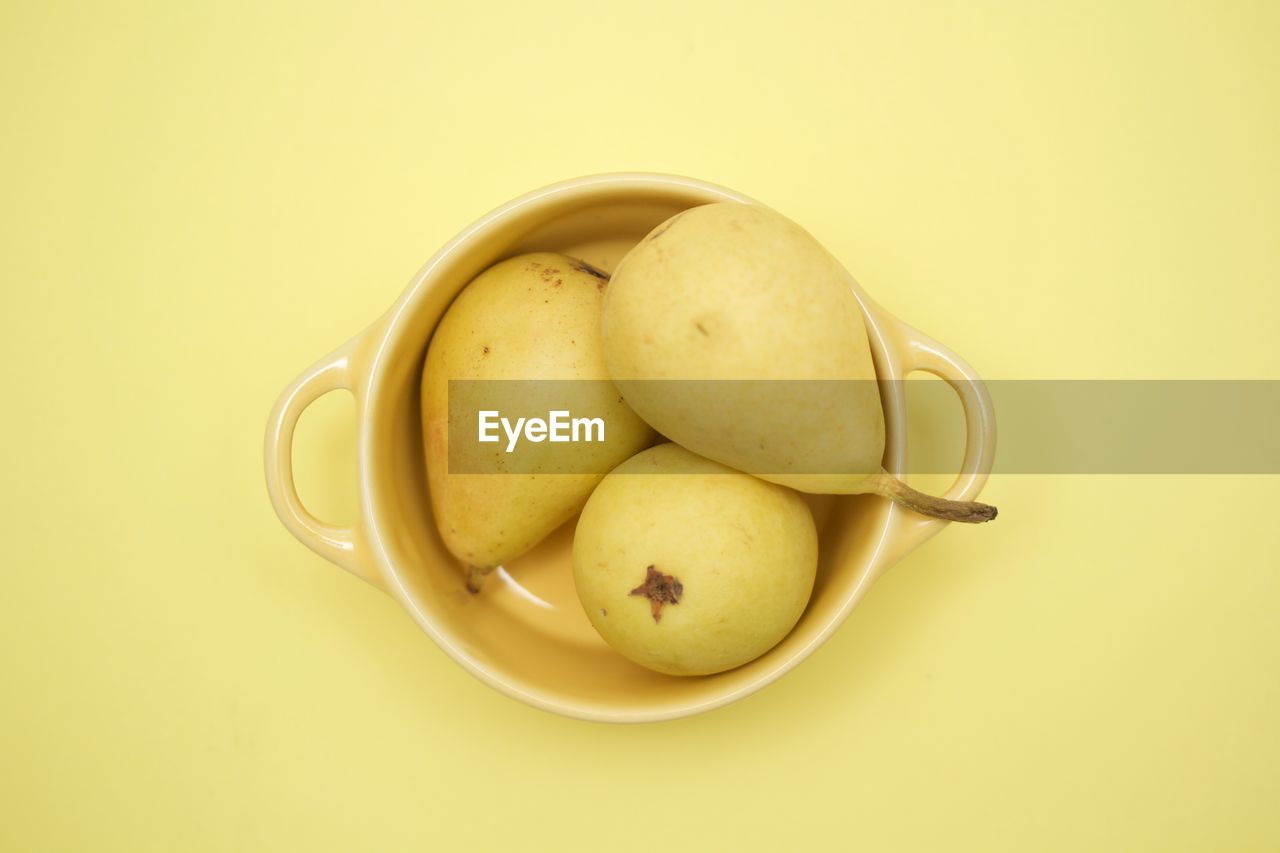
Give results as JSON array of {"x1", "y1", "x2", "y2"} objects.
[
  {"x1": 866, "y1": 471, "x2": 998, "y2": 523},
  {"x1": 465, "y1": 565, "x2": 491, "y2": 594}
]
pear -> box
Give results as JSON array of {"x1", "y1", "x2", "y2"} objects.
[
  {"x1": 422, "y1": 253, "x2": 655, "y2": 591},
  {"x1": 601, "y1": 203, "x2": 996, "y2": 523},
  {"x1": 573, "y1": 443, "x2": 818, "y2": 675}
]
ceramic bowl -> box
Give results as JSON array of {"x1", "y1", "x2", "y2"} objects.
[{"x1": 264, "y1": 173, "x2": 995, "y2": 722}]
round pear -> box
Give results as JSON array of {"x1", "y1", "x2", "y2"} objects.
[{"x1": 573, "y1": 443, "x2": 818, "y2": 676}]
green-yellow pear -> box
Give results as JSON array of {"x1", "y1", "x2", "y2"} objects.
[
  {"x1": 422, "y1": 253, "x2": 655, "y2": 591},
  {"x1": 601, "y1": 203, "x2": 996, "y2": 523},
  {"x1": 573, "y1": 443, "x2": 818, "y2": 676}
]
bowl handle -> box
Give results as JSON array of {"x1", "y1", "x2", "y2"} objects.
[
  {"x1": 264, "y1": 336, "x2": 382, "y2": 590},
  {"x1": 890, "y1": 318, "x2": 997, "y2": 551}
]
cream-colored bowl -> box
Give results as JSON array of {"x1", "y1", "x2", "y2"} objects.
[{"x1": 264, "y1": 173, "x2": 996, "y2": 722}]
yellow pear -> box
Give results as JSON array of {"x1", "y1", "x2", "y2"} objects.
[
  {"x1": 601, "y1": 203, "x2": 995, "y2": 522},
  {"x1": 422, "y1": 253, "x2": 655, "y2": 591},
  {"x1": 573, "y1": 443, "x2": 818, "y2": 675}
]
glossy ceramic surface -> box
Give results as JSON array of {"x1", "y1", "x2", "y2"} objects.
[{"x1": 264, "y1": 173, "x2": 996, "y2": 722}]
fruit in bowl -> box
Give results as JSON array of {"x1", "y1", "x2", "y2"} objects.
[
  {"x1": 603, "y1": 202, "x2": 996, "y2": 522},
  {"x1": 572, "y1": 443, "x2": 818, "y2": 676},
  {"x1": 266, "y1": 173, "x2": 1000, "y2": 718},
  {"x1": 421, "y1": 202, "x2": 996, "y2": 675},
  {"x1": 420, "y1": 252, "x2": 654, "y2": 591}
]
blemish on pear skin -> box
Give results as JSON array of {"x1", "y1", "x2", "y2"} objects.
[
  {"x1": 630, "y1": 565, "x2": 683, "y2": 623},
  {"x1": 570, "y1": 258, "x2": 610, "y2": 281},
  {"x1": 482, "y1": 345, "x2": 490, "y2": 355},
  {"x1": 694, "y1": 321, "x2": 709, "y2": 336}
]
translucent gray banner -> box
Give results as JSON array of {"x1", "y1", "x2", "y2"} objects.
[{"x1": 444, "y1": 380, "x2": 1280, "y2": 474}]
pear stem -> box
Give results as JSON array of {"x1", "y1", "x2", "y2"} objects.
[
  {"x1": 465, "y1": 565, "x2": 491, "y2": 594},
  {"x1": 866, "y1": 471, "x2": 998, "y2": 523}
]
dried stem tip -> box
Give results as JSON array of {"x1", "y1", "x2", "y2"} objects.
[{"x1": 630, "y1": 565, "x2": 683, "y2": 622}]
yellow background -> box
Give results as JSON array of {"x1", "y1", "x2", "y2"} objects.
[{"x1": 3, "y1": 1, "x2": 1278, "y2": 850}]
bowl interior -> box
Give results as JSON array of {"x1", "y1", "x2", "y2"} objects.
[{"x1": 364, "y1": 177, "x2": 898, "y2": 721}]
